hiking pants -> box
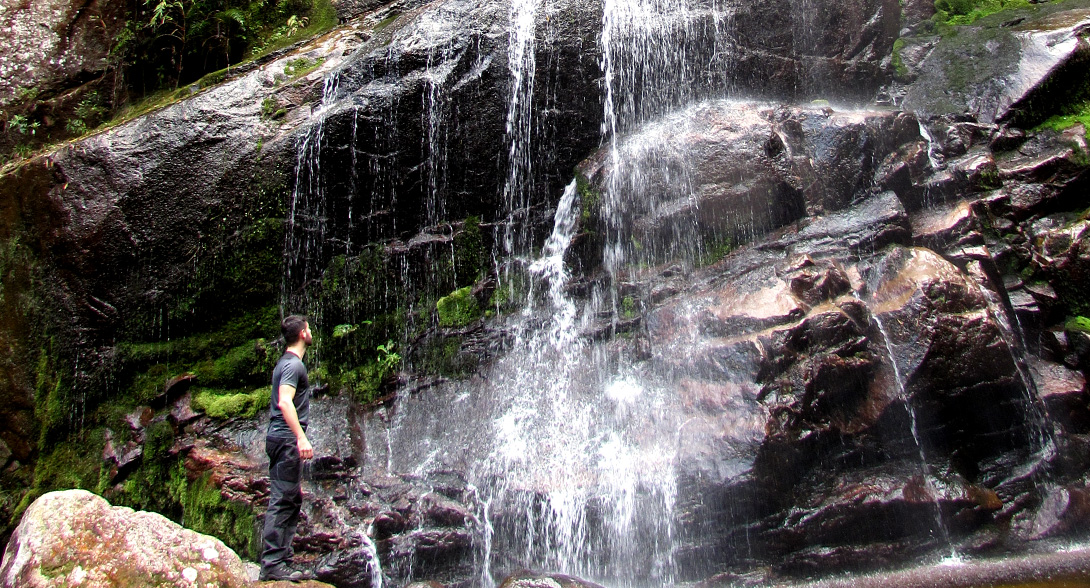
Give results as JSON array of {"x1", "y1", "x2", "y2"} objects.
[{"x1": 261, "y1": 435, "x2": 302, "y2": 569}]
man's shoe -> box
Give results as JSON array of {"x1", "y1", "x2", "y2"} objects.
[{"x1": 259, "y1": 562, "x2": 311, "y2": 582}]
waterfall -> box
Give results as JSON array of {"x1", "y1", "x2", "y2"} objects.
[{"x1": 500, "y1": 0, "x2": 540, "y2": 257}]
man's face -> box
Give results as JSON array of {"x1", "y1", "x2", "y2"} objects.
[{"x1": 301, "y1": 322, "x2": 314, "y2": 345}]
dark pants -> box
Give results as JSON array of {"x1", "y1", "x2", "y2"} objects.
[{"x1": 261, "y1": 436, "x2": 302, "y2": 570}]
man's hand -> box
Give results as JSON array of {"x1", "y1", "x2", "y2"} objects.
[{"x1": 297, "y1": 434, "x2": 313, "y2": 460}]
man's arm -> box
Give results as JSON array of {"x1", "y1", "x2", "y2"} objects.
[{"x1": 278, "y1": 384, "x2": 313, "y2": 460}]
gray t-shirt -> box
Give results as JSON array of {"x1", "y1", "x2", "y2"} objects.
[{"x1": 267, "y1": 352, "x2": 310, "y2": 439}]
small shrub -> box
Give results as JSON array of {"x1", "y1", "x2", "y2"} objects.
[
  {"x1": 15, "y1": 87, "x2": 39, "y2": 102},
  {"x1": 260, "y1": 97, "x2": 278, "y2": 119},
  {"x1": 65, "y1": 118, "x2": 89, "y2": 135}
]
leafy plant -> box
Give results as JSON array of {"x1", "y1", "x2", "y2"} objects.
[
  {"x1": 376, "y1": 340, "x2": 401, "y2": 372},
  {"x1": 8, "y1": 115, "x2": 40, "y2": 136},
  {"x1": 286, "y1": 14, "x2": 309, "y2": 37},
  {"x1": 15, "y1": 87, "x2": 39, "y2": 102},
  {"x1": 333, "y1": 323, "x2": 358, "y2": 338},
  {"x1": 65, "y1": 119, "x2": 90, "y2": 135}
]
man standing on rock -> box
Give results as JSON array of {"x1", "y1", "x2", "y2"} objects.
[{"x1": 260, "y1": 314, "x2": 315, "y2": 582}]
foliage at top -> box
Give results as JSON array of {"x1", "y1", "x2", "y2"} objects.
[
  {"x1": 933, "y1": 0, "x2": 1031, "y2": 26},
  {"x1": 2, "y1": 0, "x2": 337, "y2": 166}
]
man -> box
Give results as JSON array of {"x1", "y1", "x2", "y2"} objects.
[{"x1": 260, "y1": 314, "x2": 315, "y2": 582}]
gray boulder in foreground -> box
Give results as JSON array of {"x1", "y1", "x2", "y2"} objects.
[{"x1": 0, "y1": 489, "x2": 250, "y2": 588}]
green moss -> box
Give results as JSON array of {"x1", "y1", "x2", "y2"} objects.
[
  {"x1": 1066, "y1": 316, "x2": 1090, "y2": 333},
  {"x1": 32, "y1": 433, "x2": 105, "y2": 495},
  {"x1": 891, "y1": 38, "x2": 908, "y2": 78},
  {"x1": 191, "y1": 387, "x2": 270, "y2": 419},
  {"x1": 1037, "y1": 103, "x2": 1090, "y2": 141},
  {"x1": 183, "y1": 472, "x2": 258, "y2": 558},
  {"x1": 698, "y1": 234, "x2": 734, "y2": 267},
  {"x1": 621, "y1": 296, "x2": 639, "y2": 319},
  {"x1": 436, "y1": 287, "x2": 481, "y2": 328},
  {"x1": 197, "y1": 69, "x2": 228, "y2": 88},
  {"x1": 34, "y1": 344, "x2": 71, "y2": 448},
  {"x1": 115, "y1": 421, "x2": 184, "y2": 519},
  {"x1": 576, "y1": 174, "x2": 601, "y2": 225},
  {"x1": 418, "y1": 335, "x2": 475, "y2": 377},
  {"x1": 373, "y1": 13, "x2": 401, "y2": 32},
  {"x1": 283, "y1": 56, "x2": 326, "y2": 79}
]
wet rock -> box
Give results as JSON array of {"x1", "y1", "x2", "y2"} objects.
[
  {"x1": 729, "y1": 0, "x2": 900, "y2": 100},
  {"x1": 911, "y1": 200, "x2": 984, "y2": 254},
  {"x1": 760, "y1": 464, "x2": 980, "y2": 572},
  {"x1": 0, "y1": 490, "x2": 250, "y2": 588},
  {"x1": 997, "y1": 127, "x2": 1089, "y2": 185},
  {"x1": 579, "y1": 105, "x2": 918, "y2": 256},
  {"x1": 421, "y1": 493, "x2": 471, "y2": 527},
  {"x1": 903, "y1": 5, "x2": 1090, "y2": 123},
  {"x1": 1030, "y1": 357, "x2": 1090, "y2": 433},
  {"x1": 169, "y1": 391, "x2": 202, "y2": 427},
  {"x1": 499, "y1": 572, "x2": 606, "y2": 588},
  {"x1": 373, "y1": 510, "x2": 410, "y2": 539},
  {"x1": 1030, "y1": 485, "x2": 1090, "y2": 539},
  {"x1": 101, "y1": 429, "x2": 144, "y2": 485},
  {"x1": 154, "y1": 374, "x2": 196, "y2": 409}
]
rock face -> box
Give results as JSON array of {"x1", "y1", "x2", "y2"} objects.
[{"x1": 0, "y1": 490, "x2": 250, "y2": 588}]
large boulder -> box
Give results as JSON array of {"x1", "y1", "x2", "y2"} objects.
[{"x1": 0, "y1": 489, "x2": 250, "y2": 588}]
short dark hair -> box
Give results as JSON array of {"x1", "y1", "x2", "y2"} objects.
[{"x1": 281, "y1": 314, "x2": 309, "y2": 345}]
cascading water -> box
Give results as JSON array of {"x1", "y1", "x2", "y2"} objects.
[
  {"x1": 500, "y1": 0, "x2": 540, "y2": 258},
  {"x1": 869, "y1": 309, "x2": 959, "y2": 560}
]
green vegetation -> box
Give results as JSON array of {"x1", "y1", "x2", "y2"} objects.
[
  {"x1": 183, "y1": 472, "x2": 258, "y2": 558},
  {"x1": 1037, "y1": 103, "x2": 1090, "y2": 140},
  {"x1": 891, "y1": 38, "x2": 908, "y2": 78},
  {"x1": 437, "y1": 287, "x2": 481, "y2": 328},
  {"x1": 621, "y1": 296, "x2": 639, "y2": 319},
  {"x1": 698, "y1": 234, "x2": 734, "y2": 267},
  {"x1": 933, "y1": 0, "x2": 1030, "y2": 26},
  {"x1": 1066, "y1": 316, "x2": 1090, "y2": 333},
  {"x1": 260, "y1": 96, "x2": 285, "y2": 121},
  {"x1": 576, "y1": 174, "x2": 601, "y2": 225},
  {"x1": 191, "y1": 387, "x2": 270, "y2": 419},
  {"x1": 283, "y1": 56, "x2": 325, "y2": 79},
  {"x1": 453, "y1": 216, "x2": 485, "y2": 286}
]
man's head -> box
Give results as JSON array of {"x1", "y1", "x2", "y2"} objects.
[{"x1": 281, "y1": 314, "x2": 312, "y2": 346}]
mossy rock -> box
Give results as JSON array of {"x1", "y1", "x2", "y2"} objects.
[
  {"x1": 437, "y1": 287, "x2": 481, "y2": 328},
  {"x1": 191, "y1": 387, "x2": 271, "y2": 420}
]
